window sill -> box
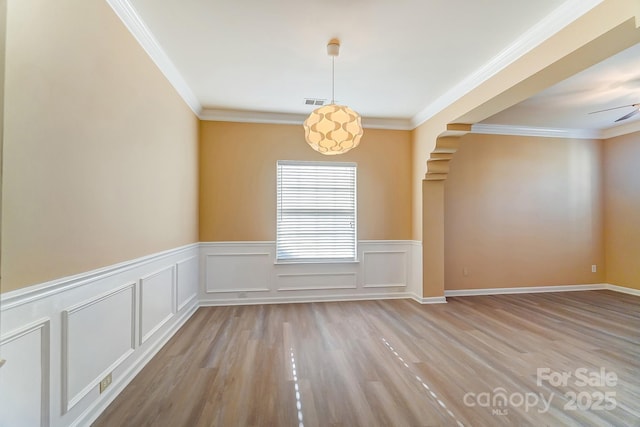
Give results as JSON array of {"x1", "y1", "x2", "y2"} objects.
[{"x1": 274, "y1": 259, "x2": 360, "y2": 266}]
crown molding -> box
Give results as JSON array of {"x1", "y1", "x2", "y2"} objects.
[
  {"x1": 472, "y1": 120, "x2": 640, "y2": 140},
  {"x1": 106, "y1": 0, "x2": 411, "y2": 130},
  {"x1": 362, "y1": 117, "x2": 413, "y2": 131},
  {"x1": 410, "y1": 0, "x2": 604, "y2": 128},
  {"x1": 109, "y1": 0, "x2": 621, "y2": 137},
  {"x1": 199, "y1": 108, "x2": 413, "y2": 130},
  {"x1": 600, "y1": 119, "x2": 640, "y2": 139},
  {"x1": 471, "y1": 123, "x2": 601, "y2": 139},
  {"x1": 199, "y1": 109, "x2": 307, "y2": 125},
  {"x1": 105, "y1": 0, "x2": 201, "y2": 115}
]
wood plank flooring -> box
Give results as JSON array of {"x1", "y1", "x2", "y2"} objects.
[{"x1": 93, "y1": 290, "x2": 640, "y2": 426}]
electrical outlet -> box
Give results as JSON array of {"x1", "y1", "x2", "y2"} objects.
[
  {"x1": 463, "y1": 267, "x2": 468, "y2": 277},
  {"x1": 99, "y1": 373, "x2": 112, "y2": 393},
  {"x1": 591, "y1": 265, "x2": 597, "y2": 273}
]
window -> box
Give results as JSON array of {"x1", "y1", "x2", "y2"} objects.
[{"x1": 276, "y1": 160, "x2": 357, "y2": 262}]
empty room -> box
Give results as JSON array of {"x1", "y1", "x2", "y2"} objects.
[{"x1": 1, "y1": 0, "x2": 639, "y2": 426}]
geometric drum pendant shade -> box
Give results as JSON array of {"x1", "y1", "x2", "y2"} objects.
[{"x1": 303, "y1": 39, "x2": 363, "y2": 155}]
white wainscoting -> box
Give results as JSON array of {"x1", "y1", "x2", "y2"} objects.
[
  {"x1": 0, "y1": 244, "x2": 199, "y2": 427},
  {"x1": 139, "y1": 266, "x2": 175, "y2": 345},
  {"x1": 0, "y1": 319, "x2": 50, "y2": 427},
  {"x1": 5, "y1": 239, "x2": 637, "y2": 427},
  {"x1": 0, "y1": 240, "x2": 429, "y2": 426},
  {"x1": 199, "y1": 241, "x2": 423, "y2": 305},
  {"x1": 62, "y1": 283, "x2": 136, "y2": 412},
  {"x1": 176, "y1": 256, "x2": 198, "y2": 311}
]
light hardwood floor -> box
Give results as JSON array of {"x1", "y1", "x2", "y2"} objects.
[{"x1": 93, "y1": 291, "x2": 640, "y2": 426}]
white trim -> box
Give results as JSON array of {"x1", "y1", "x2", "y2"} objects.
[
  {"x1": 177, "y1": 294, "x2": 197, "y2": 311},
  {"x1": 105, "y1": 0, "x2": 201, "y2": 115},
  {"x1": 73, "y1": 302, "x2": 198, "y2": 427},
  {"x1": 605, "y1": 283, "x2": 640, "y2": 297},
  {"x1": 411, "y1": 0, "x2": 603, "y2": 128},
  {"x1": 471, "y1": 122, "x2": 640, "y2": 140},
  {"x1": 61, "y1": 283, "x2": 136, "y2": 412},
  {"x1": 199, "y1": 109, "x2": 306, "y2": 125},
  {"x1": 176, "y1": 256, "x2": 198, "y2": 312},
  {"x1": 361, "y1": 117, "x2": 413, "y2": 131},
  {"x1": 276, "y1": 272, "x2": 357, "y2": 292},
  {"x1": 362, "y1": 250, "x2": 408, "y2": 288},
  {"x1": 200, "y1": 241, "x2": 273, "y2": 247},
  {"x1": 198, "y1": 108, "x2": 413, "y2": 130},
  {"x1": 276, "y1": 285, "x2": 357, "y2": 291},
  {"x1": 444, "y1": 284, "x2": 606, "y2": 297},
  {"x1": 204, "y1": 252, "x2": 271, "y2": 294},
  {"x1": 275, "y1": 259, "x2": 360, "y2": 265},
  {"x1": 205, "y1": 288, "x2": 271, "y2": 294},
  {"x1": 204, "y1": 252, "x2": 271, "y2": 257},
  {"x1": 0, "y1": 319, "x2": 51, "y2": 427},
  {"x1": 139, "y1": 265, "x2": 176, "y2": 345},
  {"x1": 0, "y1": 243, "x2": 199, "y2": 310},
  {"x1": 471, "y1": 123, "x2": 601, "y2": 139},
  {"x1": 363, "y1": 284, "x2": 407, "y2": 288},
  {"x1": 600, "y1": 120, "x2": 640, "y2": 139},
  {"x1": 200, "y1": 240, "x2": 421, "y2": 246},
  {"x1": 105, "y1": 0, "x2": 628, "y2": 139},
  {"x1": 362, "y1": 240, "x2": 420, "y2": 246},
  {"x1": 410, "y1": 296, "x2": 447, "y2": 304},
  {"x1": 200, "y1": 292, "x2": 416, "y2": 306}
]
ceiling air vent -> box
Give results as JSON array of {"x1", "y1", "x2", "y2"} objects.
[{"x1": 304, "y1": 98, "x2": 326, "y2": 106}]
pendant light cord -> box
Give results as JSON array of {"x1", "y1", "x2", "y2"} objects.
[{"x1": 331, "y1": 56, "x2": 335, "y2": 104}]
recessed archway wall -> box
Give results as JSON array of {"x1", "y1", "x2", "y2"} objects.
[{"x1": 412, "y1": 0, "x2": 640, "y2": 298}]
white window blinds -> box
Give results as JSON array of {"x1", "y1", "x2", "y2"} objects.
[{"x1": 277, "y1": 161, "x2": 357, "y2": 262}]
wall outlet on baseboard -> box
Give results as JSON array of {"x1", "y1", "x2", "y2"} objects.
[
  {"x1": 99, "y1": 373, "x2": 112, "y2": 393},
  {"x1": 463, "y1": 267, "x2": 468, "y2": 277},
  {"x1": 591, "y1": 265, "x2": 597, "y2": 273}
]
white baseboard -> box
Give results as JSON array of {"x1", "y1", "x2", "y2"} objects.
[
  {"x1": 411, "y1": 295, "x2": 447, "y2": 304},
  {"x1": 445, "y1": 283, "x2": 640, "y2": 298},
  {"x1": 444, "y1": 284, "x2": 606, "y2": 297},
  {"x1": 74, "y1": 301, "x2": 198, "y2": 427},
  {"x1": 604, "y1": 283, "x2": 640, "y2": 297},
  {"x1": 200, "y1": 292, "x2": 416, "y2": 307}
]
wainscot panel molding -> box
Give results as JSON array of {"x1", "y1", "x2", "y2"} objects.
[
  {"x1": 0, "y1": 244, "x2": 199, "y2": 427},
  {"x1": 139, "y1": 266, "x2": 176, "y2": 345},
  {"x1": 6, "y1": 240, "x2": 640, "y2": 426},
  {"x1": 199, "y1": 241, "x2": 424, "y2": 305},
  {"x1": 62, "y1": 283, "x2": 136, "y2": 412},
  {"x1": 0, "y1": 319, "x2": 50, "y2": 427},
  {"x1": 176, "y1": 256, "x2": 198, "y2": 311}
]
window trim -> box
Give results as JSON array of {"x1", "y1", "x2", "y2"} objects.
[{"x1": 275, "y1": 160, "x2": 358, "y2": 263}]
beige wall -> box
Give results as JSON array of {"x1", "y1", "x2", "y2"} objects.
[
  {"x1": 1, "y1": 0, "x2": 199, "y2": 292},
  {"x1": 199, "y1": 121, "x2": 412, "y2": 241},
  {"x1": 411, "y1": 1, "x2": 640, "y2": 297},
  {"x1": 604, "y1": 131, "x2": 640, "y2": 290},
  {"x1": 444, "y1": 133, "x2": 604, "y2": 290},
  {"x1": 1, "y1": 0, "x2": 5, "y2": 285},
  {"x1": 412, "y1": 1, "x2": 640, "y2": 242}
]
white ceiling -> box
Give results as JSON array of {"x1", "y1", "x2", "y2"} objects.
[
  {"x1": 117, "y1": 0, "x2": 639, "y2": 134},
  {"x1": 481, "y1": 42, "x2": 640, "y2": 132}
]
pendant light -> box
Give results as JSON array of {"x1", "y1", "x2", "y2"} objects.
[{"x1": 303, "y1": 39, "x2": 363, "y2": 155}]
